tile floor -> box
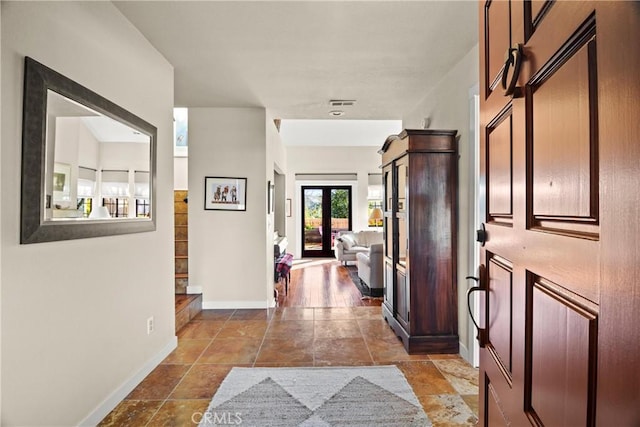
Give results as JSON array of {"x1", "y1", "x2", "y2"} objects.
[{"x1": 100, "y1": 306, "x2": 479, "y2": 426}]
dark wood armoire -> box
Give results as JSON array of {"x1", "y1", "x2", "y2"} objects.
[{"x1": 379, "y1": 129, "x2": 459, "y2": 354}]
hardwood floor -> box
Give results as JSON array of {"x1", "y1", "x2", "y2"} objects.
[{"x1": 275, "y1": 258, "x2": 382, "y2": 308}]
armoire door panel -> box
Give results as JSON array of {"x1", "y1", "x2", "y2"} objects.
[
  {"x1": 487, "y1": 255, "x2": 513, "y2": 380},
  {"x1": 384, "y1": 261, "x2": 394, "y2": 311},
  {"x1": 526, "y1": 274, "x2": 598, "y2": 426},
  {"x1": 487, "y1": 108, "x2": 513, "y2": 223},
  {"x1": 396, "y1": 268, "x2": 409, "y2": 330}
]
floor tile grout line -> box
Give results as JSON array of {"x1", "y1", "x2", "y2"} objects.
[
  {"x1": 356, "y1": 316, "x2": 377, "y2": 366},
  {"x1": 251, "y1": 309, "x2": 275, "y2": 367}
]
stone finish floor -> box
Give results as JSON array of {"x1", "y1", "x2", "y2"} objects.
[{"x1": 100, "y1": 306, "x2": 479, "y2": 426}]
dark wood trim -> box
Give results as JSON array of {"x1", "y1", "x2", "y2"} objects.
[{"x1": 300, "y1": 185, "x2": 352, "y2": 258}]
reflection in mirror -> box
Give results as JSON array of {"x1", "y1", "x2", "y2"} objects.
[
  {"x1": 45, "y1": 90, "x2": 151, "y2": 221},
  {"x1": 21, "y1": 57, "x2": 156, "y2": 243}
]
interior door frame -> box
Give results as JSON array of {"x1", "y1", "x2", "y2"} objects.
[
  {"x1": 468, "y1": 83, "x2": 481, "y2": 368},
  {"x1": 300, "y1": 185, "x2": 353, "y2": 258}
]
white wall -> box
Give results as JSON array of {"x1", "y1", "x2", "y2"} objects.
[
  {"x1": 1, "y1": 3, "x2": 175, "y2": 425},
  {"x1": 100, "y1": 141, "x2": 150, "y2": 171},
  {"x1": 266, "y1": 112, "x2": 287, "y2": 304},
  {"x1": 0, "y1": 4, "x2": 3, "y2": 420},
  {"x1": 402, "y1": 44, "x2": 479, "y2": 363},
  {"x1": 285, "y1": 145, "x2": 381, "y2": 258},
  {"x1": 188, "y1": 108, "x2": 270, "y2": 308},
  {"x1": 174, "y1": 157, "x2": 188, "y2": 190}
]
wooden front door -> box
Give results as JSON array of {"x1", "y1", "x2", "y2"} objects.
[{"x1": 478, "y1": 2, "x2": 640, "y2": 425}]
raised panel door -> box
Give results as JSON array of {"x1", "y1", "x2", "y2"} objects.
[{"x1": 479, "y1": 1, "x2": 640, "y2": 425}]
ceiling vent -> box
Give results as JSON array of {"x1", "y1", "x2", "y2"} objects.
[{"x1": 329, "y1": 99, "x2": 356, "y2": 107}]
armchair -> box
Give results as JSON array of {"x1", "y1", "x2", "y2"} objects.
[{"x1": 356, "y1": 243, "x2": 384, "y2": 297}]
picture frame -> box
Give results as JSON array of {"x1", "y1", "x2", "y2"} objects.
[
  {"x1": 204, "y1": 177, "x2": 247, "y2": 211},
  {"x1": 267, "y1": 181, "x2": 275, "y2": 213},
  {"x1": 52, "y1": 162, "x2": 71, "y2": 205},
  {"x1": 286, "y1": 198, "x2": 292, "y2": 217}
]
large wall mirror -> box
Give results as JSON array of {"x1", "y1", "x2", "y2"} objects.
[{"x1": 21, "y1": 57, "x2": 157, "y2": 243}]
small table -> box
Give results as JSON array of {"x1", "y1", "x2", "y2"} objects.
[{"x1": 275, "y1": 253, "x2": 293, "y2": 295}]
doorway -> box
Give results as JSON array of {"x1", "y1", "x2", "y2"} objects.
[{"x1": 301, "y1": 186, "x2": 352, "y2": 258}]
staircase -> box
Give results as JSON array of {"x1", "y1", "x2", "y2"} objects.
[
  {"x1": 174, "y1": 190, "x2": 189, "y2": 293},
  {"x1": 174, "y1": 190, "x2": 201, "y2": 331}
]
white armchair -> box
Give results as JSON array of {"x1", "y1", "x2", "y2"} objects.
[{"x1": 356, "y1": 243, "x2": 384, "y2": 296}]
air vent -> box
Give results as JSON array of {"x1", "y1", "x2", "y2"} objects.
[{"x1": 329, "y1": 99, "x2": 356, "y2": 107}]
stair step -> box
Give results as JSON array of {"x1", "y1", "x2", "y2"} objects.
[{"x1": 175, "y1": 293, "x2": 202, "y2": 333}]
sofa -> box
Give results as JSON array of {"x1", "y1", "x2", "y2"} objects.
[
  {"x1": 334, "y1": 230, "x2": 383, "y2": 265},
  {"x1": 356, "y1": 243, "x2": 384, "y2": 296}
]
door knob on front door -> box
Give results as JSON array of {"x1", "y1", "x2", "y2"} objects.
[{"x1": 476, "y1": 223, "x2": 487, "y2": 246}]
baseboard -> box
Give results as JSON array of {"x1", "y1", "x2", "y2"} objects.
[
  {"x1": 203, "y1": 300, "x2": 272, "y2": 309},
  {"x1": 79, "y1": 336, "x2": 178, "y2": 426},
  {"x1": 459, "y1": 340, "x2": 471, "y2": 365}
]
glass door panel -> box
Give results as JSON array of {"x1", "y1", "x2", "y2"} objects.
[
  {"x1": 330, "y1": 188, "x2": 350, "y2": 249},
  {"x1": 301, "y1": 186, "x2": 352, "y2": 257},
  {"x1": 398, "y1": 217, "x2": 407, "y2": 267},
  {"x1": 303, "y1": 188, "x2": 323, "y2": 252},
  {"x1": 397, "y1": 162, "x2": 407, "y2": 212}
]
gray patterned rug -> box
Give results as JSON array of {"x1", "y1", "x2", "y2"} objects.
[{"x1": 198, "y1": 366, "x2": 431, "y2": 426}]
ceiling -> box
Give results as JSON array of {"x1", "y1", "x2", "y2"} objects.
[{"x1": 114, "y1": 1, "x2": 478, "y2": 122}]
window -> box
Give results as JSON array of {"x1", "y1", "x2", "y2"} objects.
[
  {"x1": 368, "y1": 173, "x2": 383, "y2": 227},
  {"x1": 101, "y1": 170, "x2": 130, "y2": 197},
  {"x1": 103, "y1": 198, "x2": 129, "y2": 218},
  {"x1": 368, "y1": 201, "x2": 383, "y2": 227},
  {"x1": 77, "y1": 198, "x2": 93, "y2": 218},
  {"x1": 136, "y1": 199, "x2": 150, "y2": 218},
  {"x1": 77, "y1": 166, "x2": 96, "y2": 218}
]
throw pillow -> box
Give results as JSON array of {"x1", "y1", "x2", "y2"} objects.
[{"x1": 340, "y1": 234, "x2": 356, "y2": 250}]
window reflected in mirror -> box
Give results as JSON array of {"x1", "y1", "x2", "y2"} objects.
[{"x1": 45, "y1": 90, "x2": 151, "y2": 222}]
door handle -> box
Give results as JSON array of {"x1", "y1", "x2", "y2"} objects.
[
  {"x1": 501, "y1": 43, "x2": 524, "y2": 96},
  {"x1": 466, "y1": 265, "x2": 488, "y2": 347}
]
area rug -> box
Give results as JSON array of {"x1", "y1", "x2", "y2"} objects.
[
  {"x1": 346, "y1": 265, "x2": 384, "y2": 298},
  {"x1": 198, "y1": 366, "x2": 431, "y2": 426}
]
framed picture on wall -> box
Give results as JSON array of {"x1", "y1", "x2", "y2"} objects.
[
  {"x1": 286, "y1": 198, "x2": 292, "y2": 217},
  {"x1": 52, "y1": 162, "x2": 71, "y2": 205},
  {"x1": 204, "y1": 176, "x2": 247, "y2": 211}
]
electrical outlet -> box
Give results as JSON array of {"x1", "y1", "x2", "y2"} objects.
[{"x1": 147, "y1": 316, "x2": 154, "y2": 335}]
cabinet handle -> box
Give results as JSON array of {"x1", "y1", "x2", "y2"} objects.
[
  {"x1": 501, "y1": 43, "x2": 524, "y2": 96},
  {"x1": 466, "y1": 265, "x2": 488, "y2": 347}
]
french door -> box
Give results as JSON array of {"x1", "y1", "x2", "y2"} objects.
[
  {"x1": 478, "y1": 1, "x2": 639, "y2": 425},
  {"x1": 301, "y1": 186, "x2": 352, "y2": 258}
]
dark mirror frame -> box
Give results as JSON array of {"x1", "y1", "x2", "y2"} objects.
[{"x1": 21, "y1": 57, "x2": 157, "y2": 244}]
